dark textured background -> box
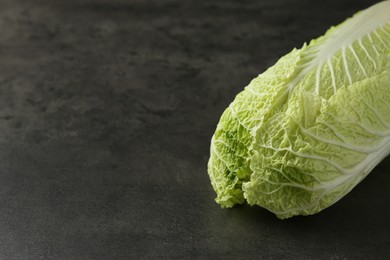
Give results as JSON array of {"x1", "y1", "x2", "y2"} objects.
[{"x1": 0, "y1": 0, "x2": 389, "y2": 259}]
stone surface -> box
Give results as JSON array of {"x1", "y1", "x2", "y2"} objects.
[{"x1": 0, "y1": 0, "x2": 389, "y2": 258}]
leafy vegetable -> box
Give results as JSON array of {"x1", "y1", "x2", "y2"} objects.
[{"x1": 208, "y1": 1, "x2": 390, "y2": 219}]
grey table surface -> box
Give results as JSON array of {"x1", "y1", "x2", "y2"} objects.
[{"x1": 0, "y1": 0, "x2": 389, "y2": 259}]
